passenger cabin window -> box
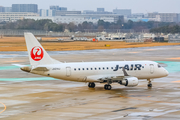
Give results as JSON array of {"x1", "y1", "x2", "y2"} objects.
[
  {"x1": 74, "y1": 68, "x2": 76, "y2": 71},
  {"x1": 99, "y1": 68, "x2": 101, "y2": 70},
  {"x1": 82, "y1": 68, "x2": 84, "y2": 70},
  {"x1": 87, "y1": 68, "x2": 89, "y2": 70},
  {"x1": 95, "y1": 68, "x2": 97, "y2": 70},
  {"x1": 107, "y1": 67, "x2": 109, "y2": 69},
  {"x1": 78, "y1": 68, "x2": 80, "y2": 70},
  {"x1": 91, "y1": 68, "x2": 93, "y2": 70},
  {"x1": 111, "y1": 67, "x2": 113, "y2": 69}
]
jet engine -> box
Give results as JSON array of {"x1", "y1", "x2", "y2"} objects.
[{"x1": 119, "y1": 77, "x2": 139, "y2": 87}]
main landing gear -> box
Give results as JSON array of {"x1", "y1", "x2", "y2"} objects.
[
  {"x1": 104, "y1": 84, "x2": 112, "y2": 90},
  {"x1": 147, "y1": 79, "x2": 152, "y2": 88},
  {"x1": 88, "y1": 82, "x2": 95, "y2": 88}
]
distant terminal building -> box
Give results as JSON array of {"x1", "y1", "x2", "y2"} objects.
[
  {"x1": 4, "y1": 7, "x2": 12, "y2": 12},
  {"x1": 24, "y1": 14, "x2": 124, "y2": 25},
  {"x1": 0, "y1": 6, "x2": 12, "y2": 12},
  {"x1": 55, "y1": 10, "x2": 81, "y2": 16},
  {"x1": 113, "y1": 9, "x2": 131, "y2": 17},
  {"x1": 0, "y1": 12, "x2": 39, "y2": 22},
  {"x1": 50, "y1": 6, "x2": 67, "y2": 11},
  {"x1": 83, "y1": 10, "x2": 94, "y2": 14},
  {"x1": 148, "y1": 13, "x2": 180, "y2": 23},
  {"x1": 0, "y1": 6, "x2": 4, "y2": 12},
  {"x1": 131, "y1": 13, "x2": 144, "y2": 18},
  {"x1": 39, "y1": 9, "x2": 55, "y2": 17},
  {"x1": 12, "y1": 4, "x2": 38, "y2": 13},
  {"x1": 49, "y1": 6, "x2": 78, "y2": 16},
  {"x1": 97, "y1": 8, "x2": 105, "y2": 12},
  {"x1": 83, "y1": 8, "x2": 112, "y2": 14}
]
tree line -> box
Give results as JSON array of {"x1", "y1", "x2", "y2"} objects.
[
  {"x1": 0, "y1": 19, "x2": 177, "y2": 33},
  {"x1": 150, "y1": 25, "x2": 180, "y2": 34}
]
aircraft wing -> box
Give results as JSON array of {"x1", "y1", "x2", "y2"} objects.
[
  {"x1": 86, "y1": 74, "x2": 125, "y2": 82},
  {"x1": 86, "y1": 67, "x2": 130, "y2": 82}
]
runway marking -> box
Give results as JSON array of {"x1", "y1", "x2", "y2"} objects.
[
  {"x1": 0, "y1": 101, "x2": 6, "y2": 114},
  {"x1": 128, "y1": 52, "x2": 140, "y2": 54},
  {"x1": 0, "y1": 77, "x2": 58, "y2": 81},
  {"x1": 5, "y1": 60, "x2": 21, "y2": 63},
  {"x1": 167, "y1": 57, "x2": 180, "y2": 60},
  {"x1": 145, "y1": 49, "x2": 156, "y2": 51},
  {"x1": 172, "y1": 80, "x2": 180, "y2": 83}
]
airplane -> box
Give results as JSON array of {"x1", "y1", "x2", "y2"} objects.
[{"x1": 19, "y1": 33, "x2": 169, "y2": 90}]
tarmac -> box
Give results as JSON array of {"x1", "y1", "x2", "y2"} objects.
[{"x1": 0, "y1": 45, "x2": 180, "y2": 120}]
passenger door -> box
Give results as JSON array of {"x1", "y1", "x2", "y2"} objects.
[
  {"x1": 66, "y1": 67, "x2": 71, "y2": 77},
  {"x1": 150, "y1": 64, "x2": 154, "y2": 74}
]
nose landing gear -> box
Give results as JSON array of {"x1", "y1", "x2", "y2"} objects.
[{"x1": 147, "y1": 79, "x2": 152, "y2": 88}]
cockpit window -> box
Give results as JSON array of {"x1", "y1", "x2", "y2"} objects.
[{"x1": 158, "y1": 64, "x2": 162, "y2": 68}]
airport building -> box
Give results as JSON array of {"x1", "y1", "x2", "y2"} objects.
[
  {"x1": 0, "y1": 12, "x2": 39, "y2": 22},
  {"x1": 55, "y1": 11, "x2": 81, "y2": 16},
  {"x1": 0, "y1": 6, "x2": 12, "y2": 12},
  {"x1": 24, "y1": 14, "x2": 124, "y2": 25},
  {"x1": 4, "y1": 7, "x2": 12, "y2": 12},
  {"x1": 12, "y1": 4, "x2": 38, "y2": 13},
  {"x1": 83, "y1": 8, "x2": 112, "y2": 14},
  {"x1": 0, "y1": 6, "x2": 4, "y2": 12},
  {"x1": 113, "y1": 9, "x2": 131, "y2": 17},
  {"x1": 148, "y1": 13, "x2": 180, "y2": 23},
  {"x1": 39, "y1": 9, "x2": 55, "y2": 17},
  {"x1": 50, "y1": 6, "x2": 67, "y2": 11},
  {"x1": 97, "y1": 8, "x2": 105, "y2": 12}
]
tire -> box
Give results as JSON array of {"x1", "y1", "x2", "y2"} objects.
[
  {"x1": 104, "y1": 84, "x2": 111, "y2": 90},
  {"x1": 104, "y1": 84, "x2": 107, "y2": 90},
  {"x1": 107, "y1": 85, "x2": 112, "y2": 90},
  {"x1": 148, "y1": 84, "x2": 152, "y2": 87},
  {"x1": 88, "y1": 83, "x2": 91, "y2": 88},
  {"x1": 91, "y1": 83, "x2": 95, "y2": 88}
]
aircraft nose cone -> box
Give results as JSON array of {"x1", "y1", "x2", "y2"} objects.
[{"x1": 164, "y1": 69, "x2": 169, "y2": 76}]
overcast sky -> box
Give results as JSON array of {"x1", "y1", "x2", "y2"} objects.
[{"x1": 1, "y1": 0, "x2": 180, "y2": 13}]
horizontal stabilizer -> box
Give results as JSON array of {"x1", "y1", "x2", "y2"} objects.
[
  {"x1": 32, "y1": 67, "x2": 49, "y2": 71},
  {"x1": 12, "y1": 64, "x2": 27, "y2": 68}
]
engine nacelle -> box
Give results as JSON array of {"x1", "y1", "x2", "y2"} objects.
[{"x1": 119, "y1": 77, "x2": 139, "y2": 87}]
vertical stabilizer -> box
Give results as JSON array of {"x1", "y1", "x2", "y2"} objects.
[{"x1": 24, "y1": 32, "x2": 61, "y2": 66}]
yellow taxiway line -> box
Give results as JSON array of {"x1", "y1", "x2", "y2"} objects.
[
  {"x1": 0, "y1": 101, "x2": 6, "y2": 114},
  {"x1": 172, "y1": 80, "x2": 180, "y2": 83}
]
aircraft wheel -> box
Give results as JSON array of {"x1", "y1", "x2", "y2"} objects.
[
  {"x1": 91, "y1": 82, "x2": 95, "y2": 88},
  {"x1": 107, "y1": 85, "x2": 112, "y2": 90},
  {"x1": 88, "y1": 82, "x2": 95, "y2": 88},
  {"x1": 88, "y1": 83, "x2": 91, "y2": 88},
  {"x1": 148, "y1": 83, "x2": 152, "y2": 87},
  {"x1": 104, "y1": 84, "x2": 111, "y2": 90},
  {"x1": 104, "y1": 84, "x2": 107, "y2": 90}
]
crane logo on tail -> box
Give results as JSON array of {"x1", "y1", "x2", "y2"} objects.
[{"x1": 31, "y1": 46, "x2": 44, "y2": 61}]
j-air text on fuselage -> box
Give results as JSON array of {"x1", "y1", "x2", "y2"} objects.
[{"x1": 16, "y1": 33, "x2": 169, "y2": 90}]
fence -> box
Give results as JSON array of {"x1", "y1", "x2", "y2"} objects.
[{"x1": 0, "y1": 29, "x2": 102, "y2": 37}]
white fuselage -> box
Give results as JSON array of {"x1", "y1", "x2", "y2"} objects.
[{"x1": 31, "y1": 61, "x2": 168, "y2": 82}]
